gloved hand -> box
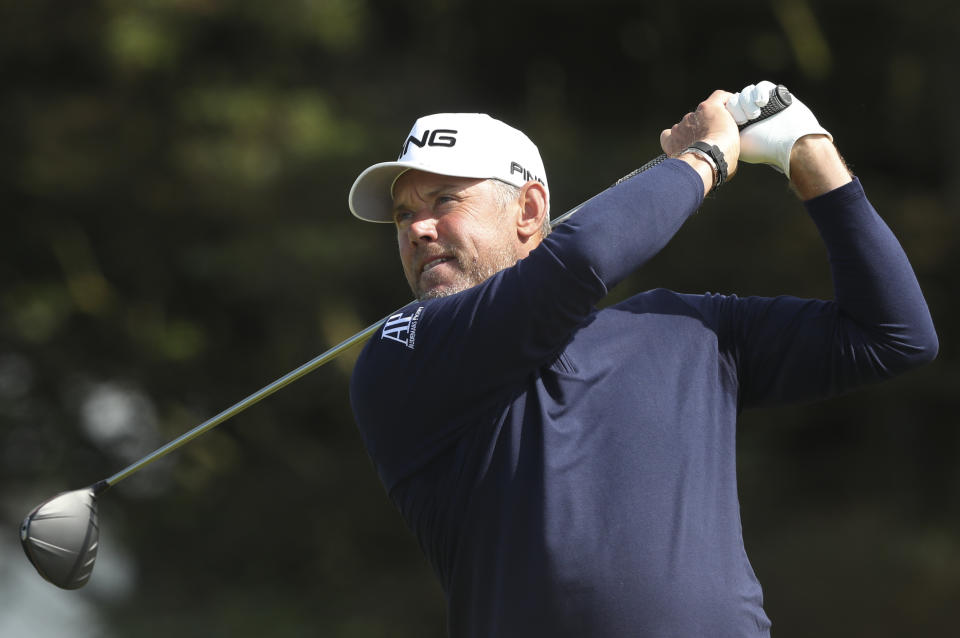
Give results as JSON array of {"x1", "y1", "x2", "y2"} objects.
[{"x1": 726, "y1": 81, "x2": 832, "y2": 178}]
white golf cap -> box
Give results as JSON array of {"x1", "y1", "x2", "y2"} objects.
[{"x1": 348, "y1": 113, "x2": 549, "y2": 223}]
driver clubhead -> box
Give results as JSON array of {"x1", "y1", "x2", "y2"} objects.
[{"x1": 20, "y1": 487, "x2": 99, "y2": 590}]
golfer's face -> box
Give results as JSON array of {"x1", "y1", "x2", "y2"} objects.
[{"x1": 392, "y1": 170, "x2": 520, "y2": 300}]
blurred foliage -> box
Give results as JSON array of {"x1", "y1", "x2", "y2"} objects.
[{"x1": 1, "y1": 0, "x2": 958, "y2": 636}]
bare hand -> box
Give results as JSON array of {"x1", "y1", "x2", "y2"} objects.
[{"x1": 660, "y1": 90, "x2": 741, "y2": 180}]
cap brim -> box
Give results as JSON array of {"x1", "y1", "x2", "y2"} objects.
[
  {"x1": 348, "y1": 162, "x2": 413, "y2": 223},
  {"x1": 349, "y1": 160, "x2": 511, "y2": 223}
]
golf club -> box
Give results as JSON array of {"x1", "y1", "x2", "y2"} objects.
[{"x1": 20, "y1": 86, "x2": 793, "y2": 590}]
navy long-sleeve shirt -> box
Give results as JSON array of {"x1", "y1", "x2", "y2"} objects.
[{"x1": 349, "y1": 159, "x2": 938, "y2": 637}]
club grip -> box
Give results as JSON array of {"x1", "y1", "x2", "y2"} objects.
[
  {"x1": 749, "y1": 84, "x2": 792, "y2": 128},
  {"x1": 612, "y1": 84, "x2": 792, "y2": 187}
]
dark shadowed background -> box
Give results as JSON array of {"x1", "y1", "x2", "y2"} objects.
[{"x1": 1, "y1": 1, "x2": 957, "y2": 636}]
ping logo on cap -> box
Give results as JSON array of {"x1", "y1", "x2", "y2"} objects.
[
  {"x1": 510, "y1": 161, "x2": 545, "y2": 186},
  {"x1": 401, "y1": 129, "x2": 458, "y2": 157}
]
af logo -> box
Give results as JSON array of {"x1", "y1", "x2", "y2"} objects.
[{"x1": 381, "y1": 306, "x2": 424, "y2": 349}]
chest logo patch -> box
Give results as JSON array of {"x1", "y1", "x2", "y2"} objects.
[{"x1": 380, "y1": 306, "x2": 424, "y2": 350}]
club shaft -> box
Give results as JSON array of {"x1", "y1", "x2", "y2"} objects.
[{"x1": 101, "y1": 85, "x2": 792, "y2": 490}]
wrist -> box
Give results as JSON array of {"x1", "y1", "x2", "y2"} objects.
[
  {"x1": 679, "y1": 141, "x2": 728, "y2": 194},
  {"x1": 789, "y1": 135, "x2": 852, "y2": 200}
]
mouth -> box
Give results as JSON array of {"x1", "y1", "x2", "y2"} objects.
[{"x1": 420, "y1": 256, "x2": 454, "y2": 274}]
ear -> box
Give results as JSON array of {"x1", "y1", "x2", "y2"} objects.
[{"x1": 516, "y1": 181, "x2": 548, "y2": 243}]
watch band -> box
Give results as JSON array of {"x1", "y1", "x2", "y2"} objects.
[{"x1": 681, "y1": 141, "x2": 728, "y2": 189}]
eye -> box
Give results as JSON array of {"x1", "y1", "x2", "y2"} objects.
[
  {"x1": 435, "y1": 194, "x2": 464, "y2": 211},
  {"x1": 393, "y1": 209, "x2": 413, "y2": 225}
]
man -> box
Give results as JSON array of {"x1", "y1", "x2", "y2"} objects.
[{"x1": 346, "y1": 83, "x2": 938, "y2": 637}]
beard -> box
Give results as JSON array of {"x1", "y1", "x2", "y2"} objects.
[{"x1": 411, "y1": 242, "x2": 521, "y2": 300}]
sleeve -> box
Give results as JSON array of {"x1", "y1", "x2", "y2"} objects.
[
  {"x1": 350, "y1": 159, "x2": 706, "y2": 488},
  {"x1": 692, "y1": 178, "x2": 938, "y2": 409}
]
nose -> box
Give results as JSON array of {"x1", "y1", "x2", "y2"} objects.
[{"x1": 408, "y1": 213, "x2": 438, "y2": 244}]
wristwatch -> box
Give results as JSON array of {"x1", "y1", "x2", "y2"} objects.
[{"x1": 681, "y1": 141, "x2": 728, "y2": 189}]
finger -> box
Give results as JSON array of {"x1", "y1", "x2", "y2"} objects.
[
  {"x1": 754, "y1": 80, "x2": 777, "y2": 107},
  {"x1": 737, "y1": 83, "x2": 756, "y2": 99},
  {"x1": 726, "y1": 92, "x2": 749, "y2": 125},
  {"x1": 660, "y1": 128, "x2": 672, "y2": 152},
  {"x1": 744, "y1": 84, "x2": 765, "y2": 110},
  {"x1": 744, "y1": 98, "x2": 762, "y2": 121},
  {"x1": 740, "y1": 84, "x2": 763, "y2": 120}
]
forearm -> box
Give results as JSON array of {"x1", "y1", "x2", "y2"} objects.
[{"x1": 546, "y1": 158, "x2": 704, "y2": 290}]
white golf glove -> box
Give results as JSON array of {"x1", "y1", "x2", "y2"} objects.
[{"x1": 727, "y1": 80, "x2": 832, "y2": 178}]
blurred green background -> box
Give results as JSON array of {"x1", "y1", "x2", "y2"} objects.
[{"x1": 1, "y1": 0, "x2": 957, "y2": 636}]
